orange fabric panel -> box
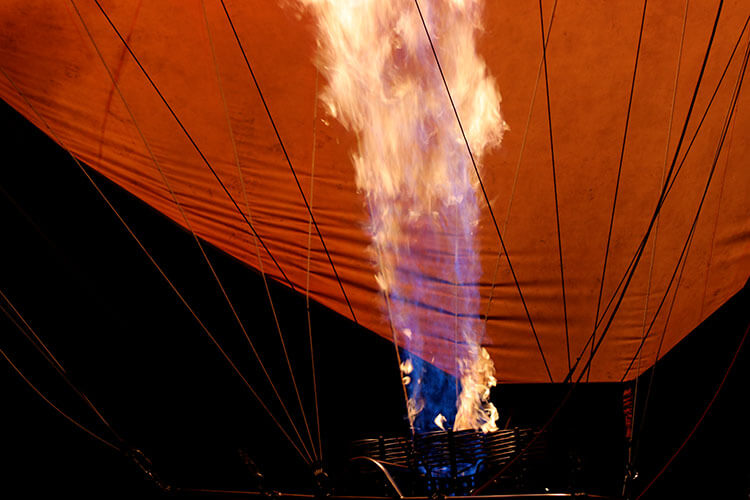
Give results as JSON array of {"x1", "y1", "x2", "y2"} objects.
[{"x1": 1, "y1": 0, "x2": 748, "y2": 382}]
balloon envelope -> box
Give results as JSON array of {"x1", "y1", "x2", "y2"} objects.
[{"x1": 1, "y1": 0, "x2": 748, "y2": 382}]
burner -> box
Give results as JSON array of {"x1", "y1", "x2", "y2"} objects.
[{"x1": 351, "y1": 427, "x2": 544, "y2": 495}]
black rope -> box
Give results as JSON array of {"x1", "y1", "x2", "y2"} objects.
[
  {"x1": 475, "y1": 2, "x2": 728, "y2": 492},
  {"x1": 0, "y1": 290, "x2": 125, "y2": 445},
  {"x1": 0, "y1": 341, "x2": 121, "y2": 451},
  {"x1": 89, "y1": 0, "x2": 295, "y2": 294},
  {"x1": 634, "y1": 316, "x2": 750, "y2": 500},
  {"x1": 2, "y1": 59, "x2": 313, "y2": 464},
  {"x1": 217, "y1": 0, "x2": 358, "y2": 325},
  {"x1": 629, "y1": 38, "x2": 749, "y2": 491},
  {"x1": 413, "y1": 0, "x2": 553, "y2": 382},
  {"x1": 626, "y1": 231, "x2": 694, "y2": 485},
  {"x1": 477, "y1": 105, "x2": 739, "y2": 488},
  {"x1": 572, "y1": 0, "x2": 729, "y2": 382},
  {"x1": 564, "y1": 0, "x2": 725, "y2": 384},
  {"x1": 587, "y1": 0, "x2": 649, "y2": 381},
  {"x1": 590, "y1": 13, "x2": 750, "y2": 340},
  {"x1": 662, "y1": 13, "x2": 750, "y2": 200},
  {"x1": 620, "y1": 233, "x2": 695, "y2": 383},
  {"x1": 620, "y1": 80, "x2": 739, "y2": 383},
  {"x1": 76, "y1": 2, "x2": 318, "y2": 460},
  {"x1": 537, "y1": 0, "x2": 571, "y2": 372}
]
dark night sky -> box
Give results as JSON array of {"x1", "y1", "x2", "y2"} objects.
[{"x1": 1, "y1": 99, "x2": 748, "y2": 499}]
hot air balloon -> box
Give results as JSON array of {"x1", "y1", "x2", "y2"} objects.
[{"x1": 1, "y1": 0, "x2": 748, "y2": 498}]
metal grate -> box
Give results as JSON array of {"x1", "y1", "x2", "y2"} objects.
[{"x1": 351, "y1": 427, "x2": 545, "y2": 494}]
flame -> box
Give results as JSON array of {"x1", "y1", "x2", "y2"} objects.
[
  {"x1": 455, "y1": 347, "x2": 498, "y2": 432},
  {"x1": 434, "y1": 413, "x2": 447, "y2": 431},
  {"x1": 299, "y1": 0, "x2": 504, "y2": 433},
  {"x1": 408, "y1": 396, "x2": 425, "y2": 423},
  {"x1": 400, "y1": 358, "x2": 413, "y2": 374}
]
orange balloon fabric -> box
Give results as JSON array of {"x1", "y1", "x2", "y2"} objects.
[{"x1": 1, "y1": 0, "x2": 748, "y2": 382}]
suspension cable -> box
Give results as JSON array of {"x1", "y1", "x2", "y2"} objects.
[
  {"x1": 537, "y1": 0, "x2": 571, "y2": 372},
  {"x1": 304, "y1": 68, "x2": 324, "y2": 460},
  {"x1": 372, "y1": 240, "x2": 415, "y2": 437},
  {"x1": 0, "y1": 290, "x2": 124, "y2": 444},
  {"x1": 586, "y1": 0, "x2": 649, "y2": 381},
  {"x1": 199, "y1": 0, "x2": 318, "y2": 460},
  {"x1": 565, "y1": 0, "x2": 725, "y2": 384},
  {"x1": 86, "y1": 0, "x2": 295, "y2": 294},
  {"x1": 628, "y1": 0, "x2": 690, "y2": 385},
  {"x1": 634, "y1": 318, "x2": 750, "y2": 500},
  {"x1": 627, "y1": 37, "x2": 749, "y2": 492},
  {"x1": 1, "y1": 64, "x2": 311, "y2": 464},
  {"x1": 626, "y1": 228, "x2": 696, "y2": 485},
  {"x1": 617, "y1": 10, "x2": 748, "y2": 384},
  {"x1": 584, "y1": 9, "x2": 742, "y2": 360},
  {"x1": 454, "y1": 202, "x2": 460, "y2": 402},
  {"x1": 475, "y1": 3, "x2": 731, "y2": 491},
  {"x1": 580, "y1": 0, "x2": 743, "y2": 398},
  {"x1": 217, "y1": 0, "x2": 358, "y2": 325},
  {"x1": 71, "y1": 0, "x2": 317, "y2": 462},
  {"x1": 621, "y1": 231, "x2": 696, "y2": 382},
  {"x1": 484, "y1": 0, "x2": 559, "y2": 328},
  {"x1": 627, "y1": 0, "x2": 690, "y2": 477},
  {"x1": 697, "y1": 114, "x2": 737, "y2": 320},
  {"x1": 0, "y1": 342, "x2": 120, "y2": 451},
  {"x1": 413, "y1": 0, "x2": 552, "y2": 382},
  {"x1": 661, "y1": 14, "x2": 750, "y2": 201},
  {"x1": 591, "y1": 14, "x2": 750, "y2": 344}
]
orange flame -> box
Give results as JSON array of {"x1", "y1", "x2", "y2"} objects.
[{"x1": 300, "y1": 0, "x2": 504, "y2": 433}]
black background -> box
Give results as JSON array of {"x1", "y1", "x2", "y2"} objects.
[{"x1": 1, "y1": 100, "x2": 748, "y2": 499}]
